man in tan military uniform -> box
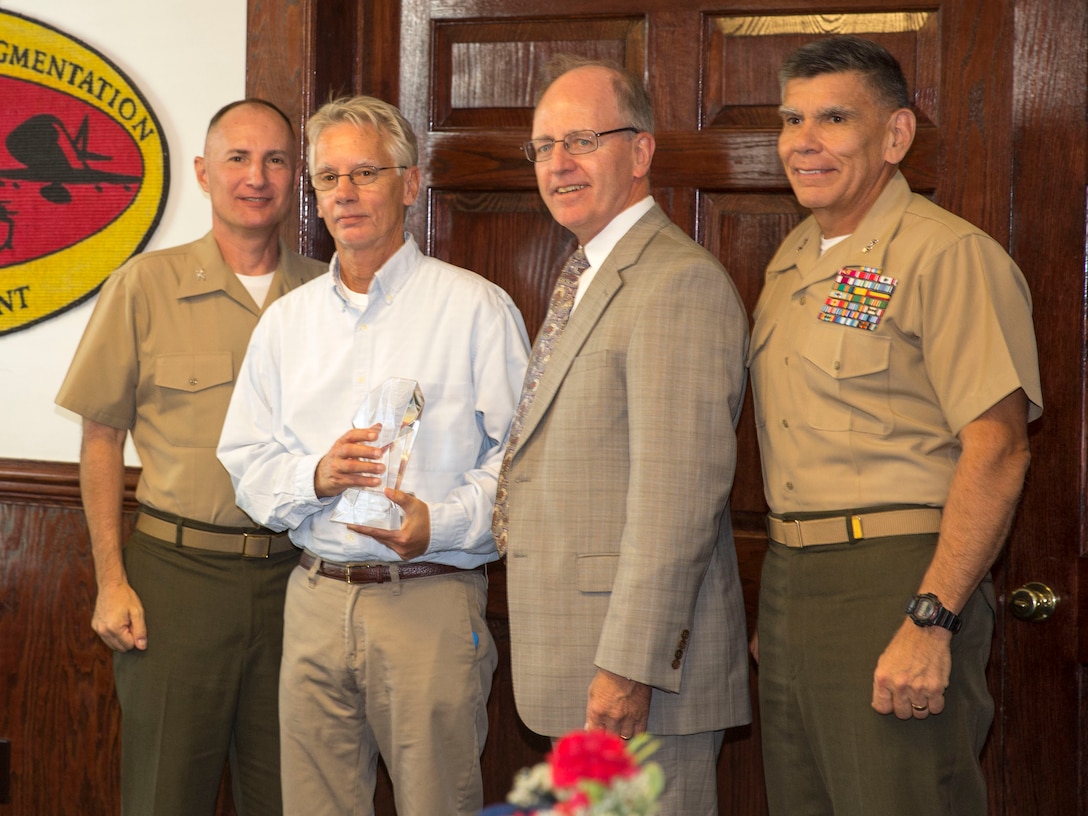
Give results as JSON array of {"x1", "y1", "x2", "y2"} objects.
[
  {"x1": 749, "y1": 37, "x2": 1043, "y2": 816},
  {"x1": 56, "y1": 99, "x2": 324, "y2": 816}
]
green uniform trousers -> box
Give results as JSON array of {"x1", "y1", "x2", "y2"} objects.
[
  {"x1": 758, "y1": 533, "x2": 994, "y2": 816},
  {"x1": 114, "y1": 531, "x2": 296, "y2": 816}
]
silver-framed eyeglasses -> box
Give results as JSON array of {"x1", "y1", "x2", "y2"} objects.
[
  {"x1": 310, "y1": 165, "x2": 407, "y2": 191},
  {"x1": 523, "y1": 127, "x2": 639, "y2": 163}
]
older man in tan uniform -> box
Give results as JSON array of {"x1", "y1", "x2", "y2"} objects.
[
  {"x1": 56, "y1": 99, "x2": 324, "y2": 815},
  {"x1": 749, "y1": 36, "x2": 1042, "y2": 816}
]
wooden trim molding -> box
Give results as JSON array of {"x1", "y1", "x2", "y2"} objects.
[{"x1": 0, "y1": 458, "x2": 138, "y2": 510}]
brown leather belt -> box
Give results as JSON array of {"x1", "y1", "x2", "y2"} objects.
[
  {"x1": 135, "y1": 508, "x2": 294, "y2": 558},
  {"x1": 766, "y1": 507, "x2": 942, "y2": 548},
  {"x1": 299, "y1": 550, "x2": 483, "y2": 584}
]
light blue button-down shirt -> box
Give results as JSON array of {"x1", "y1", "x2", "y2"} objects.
[{"x1": 218, "y1": 236, "x2": 530, "y2": 567}]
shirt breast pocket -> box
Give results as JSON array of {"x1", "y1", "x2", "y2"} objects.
[
  {"x1": 151, "y1": 352, "x2": 234, "y2": 447},
  {"x1": 800, "y1": 327, "x2": 892, "y2": 434}
]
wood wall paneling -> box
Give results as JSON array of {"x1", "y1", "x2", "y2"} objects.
[{"x1": 0, "y1": 463, "x2": 125, "y2": 814}]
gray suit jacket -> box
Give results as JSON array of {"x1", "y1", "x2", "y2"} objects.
[{"x1": 505, "y1": 204, "x2": 752, "y2": 736}]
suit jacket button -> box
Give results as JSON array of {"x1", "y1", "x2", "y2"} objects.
[
  {"x1": 671, "y1": 659, "x2": 682, "y2": 670},
  {"x1": 675, "y1": 649, "x2": 684, "y2": 660}
]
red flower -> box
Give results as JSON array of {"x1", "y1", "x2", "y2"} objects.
[{"x1": 549, "y1": 731, "x2": 638, "y2": 789}]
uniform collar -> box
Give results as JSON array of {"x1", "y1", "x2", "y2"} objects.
[
  {"x1": 766, "y1": 170, "x2": 912, "y2": 277},
  {"x1": 176, "y1": 230, "x2": 295, "y2": 311},
  {"x1": 176, "y1": 232, "x2": 237, "y2": 298}
]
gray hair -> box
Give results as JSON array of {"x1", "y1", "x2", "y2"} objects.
[{"x1": 305, "y1": 96, "x2": 418, "y2": 174}]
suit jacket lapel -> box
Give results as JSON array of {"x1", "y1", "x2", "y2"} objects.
[{"x1": 516, "y1": 205, "x2": 669, "y2": 446}]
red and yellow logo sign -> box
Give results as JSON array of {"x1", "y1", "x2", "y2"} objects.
[{"x1": 0, "y1": 10, "x2": 168, "y2": 335}]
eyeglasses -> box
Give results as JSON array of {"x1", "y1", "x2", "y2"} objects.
[
  {"x1": 523, "y1": 127, "x2": 640, "y2": 163},
  {"x1": 310, "y1": 165, "x2": 407, "y2": 191}
]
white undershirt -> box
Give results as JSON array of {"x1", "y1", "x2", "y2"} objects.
[
  {"x1": 235, "y1": 271, "x2": 276, "y2": 309},
  {"x1": 819, "y1": 233, "x2": 850, "y2": 255}
]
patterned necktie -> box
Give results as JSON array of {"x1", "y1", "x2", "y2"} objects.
[{"x1": 493, "y1": 247, "x2": 590, "y2": 554}]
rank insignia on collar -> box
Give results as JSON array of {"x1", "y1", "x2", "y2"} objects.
[{"x1": 818, "y1": 266, "x2": 897, "y2": 331}]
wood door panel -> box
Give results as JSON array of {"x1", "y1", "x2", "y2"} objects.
[
  {"x1": 699, "y1": 193, "x2": 808, "y2": 519},
  {"x1": 424, "y1": 128, "x2": 941, "y2": 194},
  {"x1": 703, "y1": 12, "x2": 941, "y2": 126},
  {"x1": 432, "y1": 17, "x2": 645, "y2": 130},
  {"x1": 431, "y1": 190, "x2": 573, "y2": 332},
  {"x1": 427, "y1": 133, "x2": 536, "y2": 189}
]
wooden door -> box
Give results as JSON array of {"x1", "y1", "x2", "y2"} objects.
[{"x1": 246, "y1": 0, "x2": 1087, "y2": 813}]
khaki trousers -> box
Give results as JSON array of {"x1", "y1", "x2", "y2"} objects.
[
  {"x1": 280, "y1": 559, "x2": 497, "y2": 816},
  {"x1": 641, "y1": 730, "x2": 724, "y2": 816},
  {"x1": 758, "y1": 533, "x2": 994, "y2": 816},
  {"x1": 115, "y1": 531, "x2": 294, "y2": 816}
]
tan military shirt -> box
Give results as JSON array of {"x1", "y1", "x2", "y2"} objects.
[
  {"x1": 749, "y1": 172, "x2": 1042, "y2": 515},
  {"x1": 56, "y1": 231, "x2": 326, "y2": 526}
]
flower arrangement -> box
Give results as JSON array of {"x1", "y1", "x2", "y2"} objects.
[{"x1": 500, "y1": 730, "x2": 664, "y2": 815}]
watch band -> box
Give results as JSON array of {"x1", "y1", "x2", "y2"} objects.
[
  {"x1": 930, "y1": 605, "x2": 963, "y2": 633},
  {"x1": 906, "y1": 592, "x2": 963, "y2": 634}
]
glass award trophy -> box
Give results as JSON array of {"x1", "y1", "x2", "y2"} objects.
[{"x1": 330, "y1": 377, "x2": 425, "y2": 529}]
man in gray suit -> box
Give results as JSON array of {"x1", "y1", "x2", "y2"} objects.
[{"x1": 493, "y1": 56, "x2": 751, "y2": 815}]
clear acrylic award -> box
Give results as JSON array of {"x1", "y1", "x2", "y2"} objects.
[{"x1": 330, "y1": 377, "x2": 425, "y2": 529}]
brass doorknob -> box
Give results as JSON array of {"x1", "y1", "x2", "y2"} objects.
[{"x1": 1009, "y1": 582, "x2": 1058, "y2": 622}]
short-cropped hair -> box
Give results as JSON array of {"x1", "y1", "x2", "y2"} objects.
[
  {"x1": 207, "y1": 98, "x2": 294, "y2": 139},
  {"x1": 780, "y1": 35, "x2": 910, "y2": 110}
]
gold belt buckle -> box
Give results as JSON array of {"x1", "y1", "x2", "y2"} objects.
[{"x1": 850, "y1": 515, "x2": 865, "y2": 541}]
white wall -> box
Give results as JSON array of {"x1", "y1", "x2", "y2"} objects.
[{"x1": 0, "y1": 0, "x2": 246, "y2": 464}]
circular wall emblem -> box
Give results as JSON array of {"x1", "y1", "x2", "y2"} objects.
[{"x1": 0, "y1": 10, "x2": 169, "y2": 335}]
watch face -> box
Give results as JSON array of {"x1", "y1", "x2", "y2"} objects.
[{"x1": 912, "y1": 595, "x2": 936, "y2": 620}]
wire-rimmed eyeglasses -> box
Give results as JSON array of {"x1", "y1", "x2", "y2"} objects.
[
  {"x1": 310, "y1": 165, "x2": 407, "y2": 191},
  {"x1": 523, "y1": 127, "x2": 639, "y2": 163}
]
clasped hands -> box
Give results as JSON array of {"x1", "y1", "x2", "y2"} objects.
[{"x1": 315, "y1": 424, "x2": 430, "y2": 560}]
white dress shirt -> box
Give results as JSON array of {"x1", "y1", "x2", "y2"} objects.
[
  {"x1": 218, "y1": 236, "x2": 530, "y2": 567},
  {"x1": 573, "y1": 195, "x2": 655, "y2": 312}
]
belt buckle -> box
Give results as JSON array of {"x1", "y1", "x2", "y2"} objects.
[
  {"x1": 344, "y1": 564, "x2": 386, "y2": 584},
  {"x1": 241, "y1": 532, "x2": 272, "y2": 558},
  {"x1": 792, "y1": 519, "x2": 807, "y2": 548},
  {"x1": 848, "y1": 515, "x2": 864, "y2": 543}
]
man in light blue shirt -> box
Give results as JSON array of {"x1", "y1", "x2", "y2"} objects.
[{"x1": 217, "y1": 95, "x2": 530, "y2": 816}]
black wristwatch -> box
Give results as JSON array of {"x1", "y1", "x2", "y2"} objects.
[{"x1": 905, "y1": 593, "x2": 962, "y2": 634}]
